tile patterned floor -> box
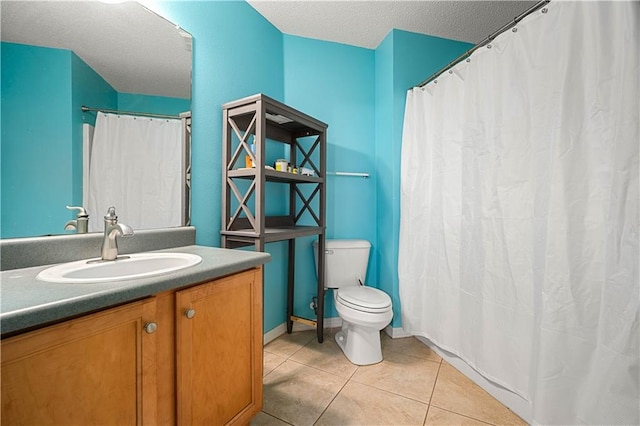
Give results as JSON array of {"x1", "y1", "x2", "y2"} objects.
[{"x1": 252, "y1": 328, "x2": 526, "y2": 426}]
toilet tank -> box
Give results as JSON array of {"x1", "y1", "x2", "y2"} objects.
[{"x1": 313, "y1": 239, "x2": 371, "y2": 289}]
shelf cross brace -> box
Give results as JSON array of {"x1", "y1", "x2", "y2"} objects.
[
  {"x1": 228, "y1": 114, "x2": 257, "y2": 170},
  {"x1": 227, "y1": 178, "x2": 256, "y2": 231},
  {"x1": 294, "y1": 185, "x2": 321, "y2": 226},
  {"x1": 295, "y1": 136, "x2": 321, "y2": 176}
]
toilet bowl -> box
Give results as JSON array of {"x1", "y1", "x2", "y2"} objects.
[
  {"x1": 313, "y1": 239, "x2": 393, "y2": 366},
  {"x1": 334, "y1": 285, "x2": 393, "y2": 365}
]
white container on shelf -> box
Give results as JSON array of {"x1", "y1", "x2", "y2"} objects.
[{"x1": 275, "y1": 159, "x2": 288, "y2": 172}]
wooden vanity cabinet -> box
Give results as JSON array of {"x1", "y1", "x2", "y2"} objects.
[
  {"x1": 175, "y1": 267, "x2": 263, "y2": 425},
  {"x1": 1, "y1": 298, "x2": 158, "y2": 426},
  {"x1": 1, "y1": 267, "x2": 263, "y2": 426}
]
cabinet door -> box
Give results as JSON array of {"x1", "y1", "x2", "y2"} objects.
[
  {"x1": 176, "y1": 268, "x2": 263, "y2": 425},
  {"x1": 1, "y1": 298, "x2": 157, "y2": 426}
]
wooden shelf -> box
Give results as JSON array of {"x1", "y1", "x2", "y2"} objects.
[
  {"x1": 229, "y1": 168, "x2": 322, "y2": 184},
  {"x1": 222, "y1": 94, "x2": 327, "y2": 343},
  {"x1": 223, "y1": 94, "x2": 326, "y2": 145},
  {"x1": 222, "y1": 226, "x2": 324, "y2": 242}
]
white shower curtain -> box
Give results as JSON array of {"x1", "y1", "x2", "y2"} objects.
[
  {"x1": 399, "y1": 2, "x2": 639, "y2": 425},
  {"x1": 88, "y1": 112, "x2": 183, "y2": 232}
]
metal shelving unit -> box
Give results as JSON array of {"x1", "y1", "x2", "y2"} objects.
[{"x1": 221, "y1": 94, "x2": 327, "y2": 342}]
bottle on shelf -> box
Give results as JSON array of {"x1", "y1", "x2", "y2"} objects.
[{"x1": 245, "y1": 136, "x2": 256, "y2": 168}]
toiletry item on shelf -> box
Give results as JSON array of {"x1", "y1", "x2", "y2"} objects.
[
  {"x1": 245, "y1": 138, "x2": 256, "y2": 168},
  {"x1": 300, "y1": 167, "x2": 315, "y2": 176},
  {"x1": 275, "y1": 159, "x2": 288, "y2": 172}
]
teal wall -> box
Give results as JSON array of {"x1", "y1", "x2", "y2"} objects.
[
  {"x1": 374, "y1": 30, "x2": 472, "y2": 326},
  {"x1": 1, "y1": 43, "x2": 74, "y2": 237},
  {"x1": 283, "y1": 34, "x2": 376, "y2": 320},
  {"x1": 374, "y1": 33, "x2": 396, "y2": 324}
]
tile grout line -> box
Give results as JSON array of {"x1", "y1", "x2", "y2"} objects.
[
  {"x1": 345, "y1": 348, "x2": 443, "y2": 407},
  {"x1": 423, "y1": 358, "x2": 443, "y2": 425},
  {"x1": 262, "y1": 347, "x2": 290, "y2": 379},
  {"x1": 381, "y1": 339, "x2": 448, "y2": 407},
  {"x1": 264, "y1": 334, "x2": 316, "y2": 361},
  {"x1": 264, "y1": 330, "x2": 355, "y2": 425},
  {"x1": 348, "y1": 375, "x2": 435, "y2": 407},
  {"x1": 428, "y1": 362, "x2": 512, "y2": 425},
  {"x1": 311, "y1": 358, "x2": 361, "y2": 425},
  {"x1": 286, "y1": 331, "x2": 362, "y2": 381},
  {"x1": 260, "y1": 410, "x2": 296, "y2": 425},
  {"x1": 260, "y1": 334, "x2": 318, "y2": 425},
  {"x1": 349, "y1": 379, "x2": 431, "y2": 404},
  {"x1": 279, "y1": 356, "x2": 353, "y2": 380},
  {"x1": 383, "y1": 347, "x2": 444, "y2": 366},
  {"x1": 429, "y1": 406, "x2": 497, "y2": 426}
]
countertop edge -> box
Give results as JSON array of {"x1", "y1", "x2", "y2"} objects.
[{"x1": 1, "y1": 245, "x2": 270, "y2": 337}]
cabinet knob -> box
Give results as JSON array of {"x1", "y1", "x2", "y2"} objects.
[
  {"x1": 144, "y1": 322, "x2": 158, "y2": 334},
  {"x1": 185, "y1": 309, "x2": 196, "y2": 319}
]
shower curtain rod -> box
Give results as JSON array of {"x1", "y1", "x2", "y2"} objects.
[
  {"x1": 81, "y1": 105, "x2": 181, "y2": 119},
  {"x1": 415, "y1": 0, "x2": 550, "y2": 88}
]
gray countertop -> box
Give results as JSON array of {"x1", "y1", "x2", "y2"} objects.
[{"x1": 1, "y1": 245, "x2": 270, "y2": 336}]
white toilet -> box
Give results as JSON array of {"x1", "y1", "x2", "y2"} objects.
[{"x1": 313, "y1": 239, "x2": 393, "y2": 365}]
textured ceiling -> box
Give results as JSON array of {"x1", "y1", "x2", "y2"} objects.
[
  {"x1": 247, "y1": 0, "x2": 539, "y2": 48},
  {"x1": 1, "y1": 1, "x2": 192, "y2": 99},
  {"x1": 1, "y1": 1, "x2": 538, "y2": 99}
]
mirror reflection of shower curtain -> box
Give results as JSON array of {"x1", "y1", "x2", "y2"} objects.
[
  {"x1": 87, "y1": 112, "x2": 183, "y2": 232},
  {"x1": 399, "y1": 2, "x2": 638, "y2": 425},
  {"x1": 82, "y1": 123, "x2": 94, "y2": 209}
]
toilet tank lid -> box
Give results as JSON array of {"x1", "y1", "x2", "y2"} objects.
[{"x1": 313, "y1": 239, "x2": 371, "y2": 249}]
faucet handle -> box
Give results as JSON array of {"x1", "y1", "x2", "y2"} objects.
[
  {"x1": 66, "y1": 205, "x2": 88, "y2": 218},
  {"x1": 104, "y1": 206, "x2": 117, "y2": 221}
]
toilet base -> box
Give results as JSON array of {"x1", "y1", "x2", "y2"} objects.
[{"x1": 335, "y1": 324, "x2": 383, "y2": 366}]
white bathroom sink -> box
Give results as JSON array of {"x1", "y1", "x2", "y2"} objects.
[{"x1": 36, "y1": 252, "x2": 202, "y2": 283}]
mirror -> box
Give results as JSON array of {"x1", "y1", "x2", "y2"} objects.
[{"x1": 1, "y1": 1, "x2": 192, "y2": 239}]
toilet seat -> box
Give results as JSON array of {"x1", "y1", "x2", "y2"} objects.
[{"x1": 337, "y1": 286, "x2": 391, "y2": 313}]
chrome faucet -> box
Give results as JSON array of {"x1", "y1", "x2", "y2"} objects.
[
  {"x1": 101, "y1": 207, "x2": 133, "y2": 261},
  {"x1": 64, "y1": 205, "x2": 89, "y2": 234}
]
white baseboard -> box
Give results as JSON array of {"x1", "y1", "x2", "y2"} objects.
[
  {"x1": 263, "y1": 317, "x2": 342, "y2": 345},
  {"x1": 264, "y1": 322, "x2": 410, "y2": 344},
  {"x1": 383, "y1": 325, "x2": 413, "y2": 338},
  {"x1": 263, "y1": 324, "x2": 287, "y2": 345}
]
